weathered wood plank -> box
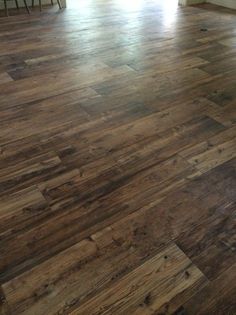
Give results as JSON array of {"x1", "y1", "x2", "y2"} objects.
[
  {"x1": 181, "y1": 262, "x2": 236, "y2": 315},
  {"x1": 68, "y1": 243, "x2": 207, "y2": 315}
]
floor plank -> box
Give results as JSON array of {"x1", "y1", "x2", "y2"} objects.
[
  {"x1": 181, "y1": 262, "x2": 236, "y2": 315},
  {"x1": 67, "y1": 243, "x2": 207, "y2": 315},
  {"x1": 0, "y1": 0, "x2": 236, "y2": 314}
]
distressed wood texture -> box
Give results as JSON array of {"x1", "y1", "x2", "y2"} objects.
[{"x1": 0, "y1": 0, "x2": 236, "y2": 314}]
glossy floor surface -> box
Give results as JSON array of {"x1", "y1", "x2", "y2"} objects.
[{"x1": 0, "y1": 0, "x2": 236, "y2": 314}]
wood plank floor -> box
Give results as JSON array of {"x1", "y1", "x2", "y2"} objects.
[{"x1": 0, "y1": 0, "x2": 236, "y2": 314}]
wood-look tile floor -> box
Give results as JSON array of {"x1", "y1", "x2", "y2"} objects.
[{"x1": 0, "y1": 0, "x2": 236, "y2": 314}]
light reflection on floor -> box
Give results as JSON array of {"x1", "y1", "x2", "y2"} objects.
[
  {"x1": 64, "y1": 0, "x2": 180, "y2": 46},
  {"x1": 161, "y1": 0, "x2": 179, "y2": 28},
  {"x1": 67, "y1": 0, "x2": 179, "y2": 16},
  {"x1": 117, "y1": 0, "x2": 178, "y2": 12}
]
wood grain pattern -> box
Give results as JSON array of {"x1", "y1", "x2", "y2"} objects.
[
  {"x1": 181, "y1": 262, "x2": 236, "y2": 315},
  {"x1": 0, "y1": 72, "x2": 12, "y2": 84},
  {"x1": 0, "y1": 0, "x2": 236, "y2": 314},
  {"x1": 69, "y1": 243, "x2": 207, "y2": 315}
]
